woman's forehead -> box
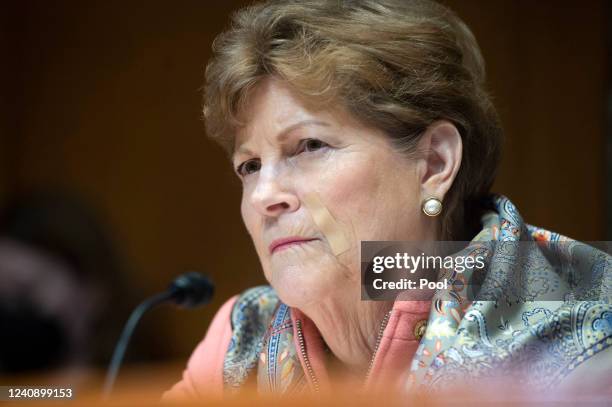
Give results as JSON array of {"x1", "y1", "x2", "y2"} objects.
[
  {"x1": 242, "y1": 79, "x2": 318, "y2": 126},
  {"x1": 233, "y1": 80, "x2": 333, "y2": 150},
  {"x1": 233, "y1": 78, "x2": 378, "y2": 154}
]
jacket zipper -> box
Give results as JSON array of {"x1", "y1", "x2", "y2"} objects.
[
  {"x1": 364, "y1": 310, "x2": 392, "y2": 384},
  {"x1": 295, "y1": 319, "x2": 320, "y2": 392}
]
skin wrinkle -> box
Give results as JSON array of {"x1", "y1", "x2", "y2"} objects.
[
  {"x1": 234, "y1": 77, "x2": 461, "y2": 375},
  {"x1": 305, "y1": 156, "x2": 358, "y2": 281}
]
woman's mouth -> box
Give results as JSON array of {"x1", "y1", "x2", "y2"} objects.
[{"x1": 269, "y1": 237, "x2": 319, "y2": 254}]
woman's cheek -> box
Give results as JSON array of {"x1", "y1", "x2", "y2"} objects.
[
  {"x1": 317, "y1": 153, "x2": 381, "y2": 219},
  {"x1": 301, "y1": 154, "x2": 380, "y2": 266}
]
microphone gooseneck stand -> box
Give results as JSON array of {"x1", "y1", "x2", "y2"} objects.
[{"x1": 103, "y1": 272, "x2": 214, "y2": 399}]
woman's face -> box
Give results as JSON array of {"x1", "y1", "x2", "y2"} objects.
[{"x1": 233, "y1": 78, "x2": 432, "y2": 308}]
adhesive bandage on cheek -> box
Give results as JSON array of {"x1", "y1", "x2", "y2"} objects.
[{"x1": 302, "y1": 192, "x2": 351, "y2": 257}]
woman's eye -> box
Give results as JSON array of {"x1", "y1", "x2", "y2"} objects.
[
  {"x1": 300, "y1": 138, "x2": 329, "y2": 153},
  {"x1": 237, "y1": 159, "x2": 261, "y2": 176}
]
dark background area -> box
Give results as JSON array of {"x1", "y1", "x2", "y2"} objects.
[{"x1": 0, "y1": 0, "x2": 610, "y2": 383}]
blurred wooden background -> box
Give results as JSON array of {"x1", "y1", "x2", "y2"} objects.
[{"x1": 0, "y1": 0, "x2": 609, "y2": 378}]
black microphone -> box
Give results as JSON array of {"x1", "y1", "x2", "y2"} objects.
[
  {"x1": 103, "y1": 271, "x2": 214, "y2": 398},
  {"x1": 169, "y1": 272, "x2": 215, "y2": 308}
]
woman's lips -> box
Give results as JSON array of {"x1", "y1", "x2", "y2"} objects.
[{"x1": 269, "y1": 237, "x2": 318, "y2": 254}]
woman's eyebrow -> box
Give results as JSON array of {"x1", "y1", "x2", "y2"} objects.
[
  {"x1": 277, "y1": 119, "x2": 331, "y2": 142},
  {"x1": 233, "y1": 119, "x2": 331, "y2": 158}
]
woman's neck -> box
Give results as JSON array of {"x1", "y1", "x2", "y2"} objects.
[{"x1": 298, "y1": 293, "x2": 394, "y2": 375}]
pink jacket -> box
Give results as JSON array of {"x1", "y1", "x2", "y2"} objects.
[{"x1": 164, "y1": 292, "x2": 430, "y2": 400}]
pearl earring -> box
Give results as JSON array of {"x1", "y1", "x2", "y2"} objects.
[{"x1": 422, "y1": 197, "x2": 442, "y2": 217}]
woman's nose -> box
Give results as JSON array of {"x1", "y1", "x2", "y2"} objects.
[{"x1": 249, "y1": 170, "x2": 299, "y2": 217}]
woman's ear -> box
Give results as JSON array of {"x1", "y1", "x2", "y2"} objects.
[{"x1": 416, "y1": 120, "x2": 462, "y2": 201}]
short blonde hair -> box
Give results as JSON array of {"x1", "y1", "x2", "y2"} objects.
[{"x1": 204, "y1": 0, "x2": 503, "y2": 240}]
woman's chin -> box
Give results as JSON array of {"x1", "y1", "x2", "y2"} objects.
[
  {"x1": 268, "y1": 261, "x2": 336, "y2": 308},
  {"x1": 264, "y1": 239, "x2": 356, "y2": 308},
  {"x1": 271, "y1": 276, "x2": 334, "y2": 309}
]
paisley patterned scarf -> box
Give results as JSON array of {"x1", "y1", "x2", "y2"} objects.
[{"x1": 408, "y1": 195, "x2": 611, "y2": 391}]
